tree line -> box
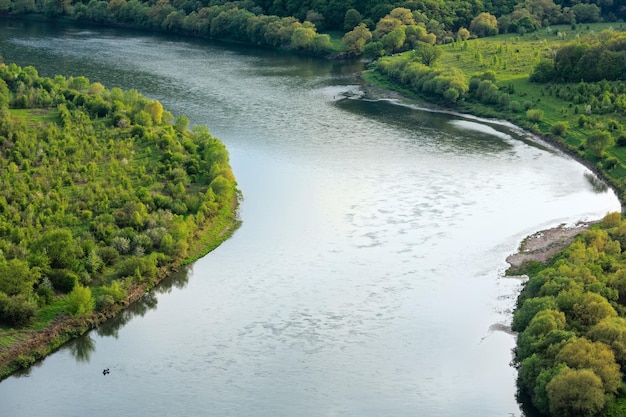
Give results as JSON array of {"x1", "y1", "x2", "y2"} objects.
[
  {"x1": 0, "y1": 0, "x2": 624, "y2": 58},
  {"x1": 532, "y1": 30, "x2": 626, "y2": 83},
  {"x1": 0, "y1": 61, "x2": 238, "y2": 330}
]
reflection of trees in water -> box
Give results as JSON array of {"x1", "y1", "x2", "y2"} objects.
[
  {"x1": 96, "y1": 265, "x2": 191, "y2": 339},
  {"x1": 67, "y1": 334, "x2": 95, "y2": 363},
  {"x1": 585, "y1": 171, "x2": 609, "y2": 193},
  {"x1": 11, "y1": 360, "x2": 41, "y2": 378}
]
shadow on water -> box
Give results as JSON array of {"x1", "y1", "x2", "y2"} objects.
[
  {"x1": 94, "y1": 265, "x2": 191, "y2": 341},
  {"x1": 585, "y1": 171, "x2": 609, "y2": 193},
  {"x1": 14, "y1": 265, "x2": 193, "y2": 372},
  {"x1": 336, "y1": 98, "x2": 516, "y2": 154}
]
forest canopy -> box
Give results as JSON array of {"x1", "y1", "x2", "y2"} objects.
[
  {"x1": 511, "y1": 213, "x2": 626, "y2": 417},
  {"x1": 0, "y1": 61, "x2": 238, "y2": 328},
  {"x1": 0, "y1": 0, "x2": 624, "y2": 57}
]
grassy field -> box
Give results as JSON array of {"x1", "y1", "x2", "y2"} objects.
[{"x1": 370, "y1": 22, "x2": 626, "y2": 203}]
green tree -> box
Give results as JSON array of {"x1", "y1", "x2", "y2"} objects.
[
  {"x1": 413, "y1": 42, "x2": 442, "y2": 66},
  {"x1": 363, "y1": 41, "x2": 385, "y2": 59},
  {"x1": 0, "y1": 259, "x2": 38, "y2": 297},
  {"x1": 342, "y1": 23, "x2": 372, "y2": 56},
  {"x1": 588, "y1": 317, "x2": 626, "y2": 364},
  {"x1": 66, "y1": 284, "x2": 95, "y2": 317},
  {"x1": 343, "y1": 8, "x2": 361, "y2": 30},
  {"x1": 546, "y1": 367, "x2": 606, "y2": 417},
  {"x1": 144, "y1": 100, "x2": 164, "y2": 124},
  {"x1": 381, "y1": 28, "x2": 406, "y2": 54},
  {"x1": 31, "y1": 229, "x2": 82, "y2": 270},
  {"x1": 470, "y1": 12, "x2": 499, "y2": 37},
  {"x1": 573, "y1": 291, "x2": 617, "y2": 326},
  {"x1": 291, "y1": 26, "x2": 316, "y2": 50},
  {"x1": 457, "y1": 27, "x2": 470, "y2": 41},
  {"x1": 586, "y1": 130, "x2": 614, "y2": 158},
  {"x1": 556, "y1": 337, "x2": 622, "y2": 394}
]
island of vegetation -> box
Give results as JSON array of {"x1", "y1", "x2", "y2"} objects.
[
  {"x1": 0, "y1": 61, "x2": 239, "y2": 380},
  {"x1": 3, "y1": 0, "x2": 626, "y2": 416}
]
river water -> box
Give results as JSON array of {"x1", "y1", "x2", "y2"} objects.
[{"x1": 0, "y1": 19, "x2": 621, "y2": 417}]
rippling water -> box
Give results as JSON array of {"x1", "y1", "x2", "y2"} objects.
[{"x1": 0, "y1": 19, "x2": 621, "y2": 417}]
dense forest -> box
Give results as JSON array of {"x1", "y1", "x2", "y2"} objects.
[
  {"x1": 0, "y1": 60, "x2": 238, "y2": 371},
  {"x1": 0, "y1": 0, "x2": 624, "y2": 56},
  {"x1": 511, "y1": 214, "x2": 626, "y2": 417}
]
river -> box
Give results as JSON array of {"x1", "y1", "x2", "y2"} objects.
[{"x1": 0, "y1": 19, "x2": 621, "y2": 417}]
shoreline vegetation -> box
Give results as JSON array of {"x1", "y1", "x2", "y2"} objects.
[
  {"x1": 3, "y1": 1, "x2": 626, "y2": 415},
  {"x1": 0, "y1": 61, "x2": 240, "y2": 380}
]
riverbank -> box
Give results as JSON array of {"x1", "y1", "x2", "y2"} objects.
[
  {"x1": 0, "y1": 197, "x2": 240, "y2": 381},
  {"x1": 360, "y1": 73, "x2": 616, "y2": 271}
]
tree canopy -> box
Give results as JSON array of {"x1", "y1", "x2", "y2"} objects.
[{"x1": 0, "y1": 62, "x2": 238, "y2": 328}]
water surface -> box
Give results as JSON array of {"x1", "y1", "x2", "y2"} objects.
[{"x1": 0, "y1": 19, "x2": 620, "y2": 417}]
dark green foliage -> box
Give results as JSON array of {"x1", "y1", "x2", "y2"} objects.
[
  {"x1": 48, "y1": 269, "x2": 79, "y2": 294},
  {"x1": 533, "y1": 31, "x2": 626, "y2": 83},
  {"x1": 0, "y1": 293, "x2": 37, "y2": 327}
]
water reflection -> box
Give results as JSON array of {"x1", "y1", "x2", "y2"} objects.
[
  {"x1": 73, "y1": 266, "x2": 190, "y2": 350},
  {"x1": 67, "y1": 334, "x2": 95, "y2": 363},
  {"x1": 585, "y1": 171, "x2": 610, "y2": 193},
  {"x1": 338, "y1": 98, "x2": 514, "y2": 154}
]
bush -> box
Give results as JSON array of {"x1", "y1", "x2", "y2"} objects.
[
  {"x1": 65, "y1": 285, "x2": 95, "y2": 317},
  {"x1": 95, "y1": 294, "x2": 115, "y2": 311},
  {"x1": 97, "y1": 246, "x2": 119, "y2": 266},
  {"x1": 550, "y1": 121, "x2": 569, "y2": 137},
  {"x1": 604, "y1": 157, "x2": 619, "y2": 170},
  {"x1": 48, "y1": 269, "x2": 79, "y2": 293},
  {"x1": 527, "y1": 109, "x2": 544, "y2": 122},
  {"x1": 0, "y1": 293, "x2": 37, "y2": 327}
]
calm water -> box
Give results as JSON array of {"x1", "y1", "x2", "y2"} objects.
[{"x1": 0, "y1": 19, "x2": 621, "y2": 417}]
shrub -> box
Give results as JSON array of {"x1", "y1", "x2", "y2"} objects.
[
  {"x1": 65, "y1": 285, "x2": 95, "y2": 317},
  {"x1": 527, "y1": 109, "x2": 544, "y2": 122},
  {"x1": 0, "y1": 293, "x2": 37, "y2": 327},
  {"x1": 95, "y1": 294, "x2": 115, "y2": 311},
  {"x1": 48, "y1": 269, "x2": 79, "y2": 293},
  {"x1": 550, "y1": 121, "x2": 569, "y2": 137},
  {"x1": 604, "y1": 157, "x2": 619, "y2": 170}
]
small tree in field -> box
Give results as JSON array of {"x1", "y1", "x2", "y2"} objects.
[
  {"x1": 587, "y1": 130, "x2": 614, "y2": 158},
  {"x1": 550, "y1": 121, "x2": 569, "y2": 137},
  {"x1": 527, "y1": 109, "x2": 544, "y2": 122}
]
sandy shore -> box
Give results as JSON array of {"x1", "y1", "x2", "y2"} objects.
[{"x1": 506, "y1": 222, "x2": 593, "y2": 269}]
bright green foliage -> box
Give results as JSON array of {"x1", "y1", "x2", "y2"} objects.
[
  {"x1": 0, "y1": 62, "x2": 238, "y2": 328},
  {"x1": 588, "y1": 317, "x2": 626, "y2": 365},
  {"x1": 65, "y1": 285, "x2": 95, "y2": 317},
  {"x1": 556, "y1": 337, "x2": 622, "y2": 393},
  {"x1": 0, "y1": 259, "x2": 38, "y2": 297}
]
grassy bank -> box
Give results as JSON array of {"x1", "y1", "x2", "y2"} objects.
[
  {"x1": 368, "y1": 22, "x2": 626, "y2": 208},
  {"x1": 0, "y1": 195, "x2": 239, "y2": 381},
  {"x1": 0, "y1": 63, "x2": 242, "y2": 381}
]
